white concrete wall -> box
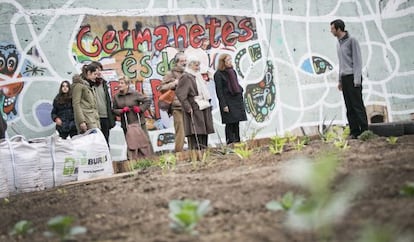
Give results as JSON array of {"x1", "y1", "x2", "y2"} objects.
[{"x1": 0, "y1": 0, "x2": 413, "y2": 153}]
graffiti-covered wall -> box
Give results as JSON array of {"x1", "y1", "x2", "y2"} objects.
[{"x1": 1, "y1": 0, "x2": 413, "y2": 152}]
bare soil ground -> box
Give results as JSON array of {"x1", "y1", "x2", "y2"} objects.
[{"x1": 1, "y1": 135, "x2": 414, "y2": 242}]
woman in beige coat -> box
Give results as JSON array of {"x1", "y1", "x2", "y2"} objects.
[
  {"x1": 72, "y1": 64, "x2": 101, "y2": 134},
  {"x1": 176, "y1": 61, "x2": 214, "y2": 161}
]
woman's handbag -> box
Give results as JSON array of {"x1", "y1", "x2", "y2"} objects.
[
  {"x1": 158, "y1": 89, "x2": 175, "y2": 111},
  {"x1": 194, "y1": 96, "x2": 211, "y2": 110}
]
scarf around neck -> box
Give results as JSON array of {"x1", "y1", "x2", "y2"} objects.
[
  {"x1": 186, "y1": 69, "x2": 211, "y2": 101},
  {"x1": 225, "y1": 67, "x2": 242, "y2": 95}
]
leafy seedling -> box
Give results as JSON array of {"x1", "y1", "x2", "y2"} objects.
[
  {"x1": 357, "y1": 222, "x2": 413, "y2": 242},
  {"x1": 9, "y1": 220, "x2": 34, "y2": 238},
  {"x1": 269, "y1": 135, "x2": 287, "y2": 154},
  {"x1": 386, "y1": 136, "x2": 398, "y2": 145},
  {"x1": 133, "y1": 158, "x2": 154, "y2": 170},
  {"x1": 358, "y1": 130, "x2": 377, "y2": 141},
  {"x1": 400, "y1": 181, "x2": 414, "y2": 196},
  {"x1": 158, "y1": 153, "x2": 176, "y2": 173},
  {"x1": 276, "y1": 152, "x2": 367, "y2": 241},
  {"x1": 169, "y1": 199, "x2": 211, "y2": 235},
  {"x1": 233, "y1": 142, "x2": 253, "y2": 159},
  {"x1": 293, "y1": 137, "x2": 308, "y2": 151},
  {"x1": 266, "y1": 192, "x2": 302, "y2": 211},
  {"x1": 43, "y1": 215, "x2": 87, "y2": 241}
]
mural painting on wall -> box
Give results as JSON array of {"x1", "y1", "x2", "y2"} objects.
[
  {"x1": 300, "y1": 56, "x2": 333, "y2": 75},
  {"x1": 0, "y1": 42, "x2": 49, "y2": 126},
  {"x1": 0, "y1": 42, "x2": 25, "y2": 122},
  {"x1": 244, "y1": 60, "x2": 276, "y2": 122},
  {"x1": 72, "y1": 15, "x2": 277, "y2": 147}
]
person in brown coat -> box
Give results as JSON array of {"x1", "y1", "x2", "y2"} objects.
[
  {"x1": 112, "y1": 76, "x2": 152, "y2": 158},
  {"x1": 157, "y1": 52, "x2": 187, "y2": 158},
  {"x1": 176, "y1": 62, "x2": 215, "y2": 161}
]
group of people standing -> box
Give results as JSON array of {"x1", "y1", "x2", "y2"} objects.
[
  {"x1": 158, "y1": 52, "x2": 247, "y2": 161},
  {"x1": 51, "y1": 61, "x2": 116, "y2": 143},
  {"x1": 51, "y1": 61, "x2": 152, "y2": 159},
  {"x1": 49, "y1": 18, "x2": 367, "y2": 163}
]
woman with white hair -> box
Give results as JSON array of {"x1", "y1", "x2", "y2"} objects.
[{"x1": 175, "y1": 58, "x2": 214, "y2": 161}]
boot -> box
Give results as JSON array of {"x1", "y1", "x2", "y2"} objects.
[
  {"x1": 190, "y1": 150, "x2": 199, "y2": 162},
  {"x1": 197, "y1": 150, "x2": 204, "y2": 161},
  {"x1": 175, "y1": 152, "x2": 184, "y2": 161},
  {"x1": 182, "y1": 150, "x2": 191, "y2": 161}
]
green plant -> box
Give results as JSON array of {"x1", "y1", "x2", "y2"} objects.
[
  {"x1": 133, "y1": 158, "x2": 154, "y2": 170},
  {"x1": 284, "y1": 132, "x2": 297, "y2": 144},
  {"x1": 233, "y1": 142, "x2": 253, "y2": 159},
  {"x1": 266, "y1": 192, "x2": 303, "y2": 211},
  {"x1": 323, "y1": 126, "x2": 350, "y2": 150},
  {"x1": 43, "y1": 215, "x2": 87, "y2": 241},
  {"x1": 9, "y1": 220, "x2": 34, "y2": 238},
  {"x1": 272, "y1": 152, "x2": 367, "y2": 241},
  {"x1": 169, "y1": 199, "x2": 211, "y2": 235},
  {"x1": 269, "y1": 135, "x2": 287, "y2": 154},
  {"x1": 318, "y1": 117, "x2": 335, "y2": 141},
  {"x1": 158, "y1": 153, "x2": 176, "y2": 173},
  {"x1": 358, "y1": 130, "x2": 377, "y2": 141},
  {"x1": 293, "y1": 137, "x2": 309, "y2": 151},
  {"x1": 56, "y1": 188, "x2": 67, "y2": 194},
  {"x1": 400, "y1": 181, "x2": 414, "y2": 196},
  {"x1": 386, "y1": 136, "x2": 398, "y2": 145},
  {"x1": 333, "y1": 139, "x2": 349, "y2": 150},
  {"x1": 357, "y1": 222, "x2": 413, "y2": 242}
]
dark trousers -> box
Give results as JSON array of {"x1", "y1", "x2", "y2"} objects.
[
  {"x1": 188, "y1": 134, "x2": 208, "y2": 150},
  {"x1": 59, "y1": 129, "x2": 78, "y2": 139},
  {"x1": 225, "y1": 122, "x2": 240, "y2": 145},
  {"x1": 341, "y1": 75, "x2": 368, "y2": 136},
  {"x1": 100, "y1": 118, "x2": 110, "y2": 146}
]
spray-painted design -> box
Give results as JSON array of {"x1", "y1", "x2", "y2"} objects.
[
  {"x1": 0, "y1": 0, "x2": 413, "y2": 150},
  {"x1": 244, "y1": 61, "x2": 276, "y2": 122},
  {"x1": 71, "y1": 15, "x2": 262, "y2": 132},
  {"x1": 0, "y1": 43, "x2": 24, "y2": 118},
  {"x1": 300, "y1": 56, "x2": 333, "y2": 75}
]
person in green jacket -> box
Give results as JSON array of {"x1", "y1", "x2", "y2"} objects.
[{"x1": 72, "y1": 64, "x2": 101, "y2": 134}]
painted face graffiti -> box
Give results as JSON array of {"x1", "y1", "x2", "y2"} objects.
[{"x1": 0, "y1": 43, "x2": 24, "y2": 116}]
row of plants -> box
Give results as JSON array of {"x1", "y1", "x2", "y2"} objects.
[
  {"x1": 9, "y1": 215, "x2": 86, "y2": 241},
  {"x1": 124, "y1": 125, "x2": 401, "y2": 174}
]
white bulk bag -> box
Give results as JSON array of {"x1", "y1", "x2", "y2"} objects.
[
  {"x1": 71, "y1": 128, "x2": 113, "y2": 181},
  {"x1": 29, "y1": 135, "x2": 77, "y2": 188},
  {"x1": 0, "y1": 136, "x2": 44, "y2": 194},
  {"x1": 0, "y1": 140, "x2": 9, "y2": 198}
]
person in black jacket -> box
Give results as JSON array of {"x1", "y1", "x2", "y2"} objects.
[
  {"x1": 51, "y1": 80, "x2": 77, "y2": 139},
  {"x1": 0, "y1": 113, "x2": 6, "y2": 139},
  {"x1": 214, "y1": 53, "x2": 247, "y2": 145}
]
